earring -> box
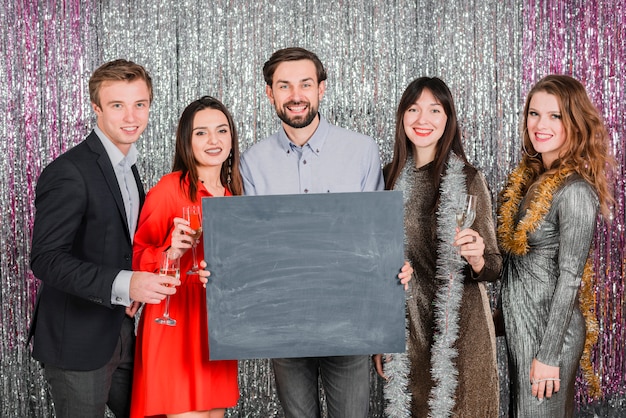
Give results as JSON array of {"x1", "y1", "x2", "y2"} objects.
[
  {"x1": 227, "y1": 153, "x2": 232, "y2": 184},
  {"x1": 521, "y1": 134, "x2": 538, "y2": 157}
]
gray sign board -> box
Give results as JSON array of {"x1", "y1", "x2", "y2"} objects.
[{"x1": 202, "y1": 191, "x2": 406, "y2": 360}]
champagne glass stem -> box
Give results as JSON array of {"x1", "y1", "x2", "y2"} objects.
[
  {"x1": 155, "y1": 294, "x2": 176, "y2": 325},
  {"x1": 163, "y1": 295, "x2": 171, "y2": 318},
  {"x1": 191, "y1": 243, "x2": 198, "y2": 273}
]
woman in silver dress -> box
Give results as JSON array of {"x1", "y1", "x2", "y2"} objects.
[
  {"x1": 498, "y1": 75, "x2": 613, "y2": 417},
  {"x1": 375, "y1": 77, "x2": 501, "y2": 418}
]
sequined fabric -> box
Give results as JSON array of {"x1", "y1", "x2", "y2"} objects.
[
  {"x1": 402, "y1": 162, "x2": 501, "y2": 417},
  {"x1": 502, "y1": 176, "x2": 599, "y2": 417}
]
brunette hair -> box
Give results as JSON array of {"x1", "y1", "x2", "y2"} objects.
[
  {"x1": 172, "y1": 96, "x2": 243, "y2": 200},
  {"x1": 262, "y1": 47, "x2": 328, "y2": 86},
  {"x1": 520, "y1": 74, "x2": 613, "y2": 215},
  {"x1": 385, "y1": 77, "x2": 468, "y2": 210},
  {"x1": 89, "y1": 59, "x2": 153, "y2": 107}
]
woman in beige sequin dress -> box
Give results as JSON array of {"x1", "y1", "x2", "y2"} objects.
[{"x1": 375, "y1": 77, "x2": 501, "y2": 417}]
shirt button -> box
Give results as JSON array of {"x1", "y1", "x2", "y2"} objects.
[
  {"x1": 116, "y1": 297, "x2": 122, "y2": 302},
  {"x1": 304, "y1": 189, "x2": 309, "y2": 193},
  {"x1": 303, "y1": 160, "x2": 307, "y2": 164}
]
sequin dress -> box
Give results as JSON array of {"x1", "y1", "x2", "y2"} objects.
[
  {"x1": 501, "y1": 175, "x2": 598, "y2": 417},
  {"x1": 392, "y1": 162, "x2": 502, "y2": 417}
]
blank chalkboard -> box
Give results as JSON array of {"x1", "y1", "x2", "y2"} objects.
[{"x1": 202, "y1": 191, "x2": 405, "y2": 360}]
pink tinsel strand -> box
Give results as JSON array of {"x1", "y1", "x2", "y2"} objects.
[{"x1": 523, "y1": 0, "x2": 626, "y2": 408}]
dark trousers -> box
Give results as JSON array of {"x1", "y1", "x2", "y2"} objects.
[{"x1": 44, "y1": 317, "x2": 135, "y2": 418}]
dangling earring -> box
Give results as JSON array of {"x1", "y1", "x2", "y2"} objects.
[
  {"x1": 227, "y1": 152, "x2": 232, "y2": 185},
  {"x1": 521, "y1": 130, "x2": 538, "y2": 157}
]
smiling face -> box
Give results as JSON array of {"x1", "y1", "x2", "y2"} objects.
[
  {"x1": 92, "y1": 79, "x2": 151, "y2": 154},
  {"x1": 191, "y1": 108, "x2": 232, "y2": 170},
  {"x1": 526, "y1": 91, "x2": 567, "y2": 168},
  {"x1": 266, "y1": 59, "x2": 325, "y2": 130},
  {"x1": 403, "y1": 88, "x2": 448, "y2": 165}
]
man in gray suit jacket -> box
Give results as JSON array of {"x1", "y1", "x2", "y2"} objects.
[{"x1": 29, "y1": 59, "x2": 180, "y2": 418}]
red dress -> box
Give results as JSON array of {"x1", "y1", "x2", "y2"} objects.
[{"x1": 130, "y1": 172, "x2": 239, "y2": 417}]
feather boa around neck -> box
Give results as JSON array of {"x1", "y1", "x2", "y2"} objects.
[
  {"x1": 497, "y1": 161, "x2": 602, "y2": 397},
  {"x1": 384, "y1": 154, "x2": 468, "y2": 418}
]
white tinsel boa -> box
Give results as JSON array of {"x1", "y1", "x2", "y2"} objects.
[{"x1": 383, "y1": 155, "x2": 467, "y2": 418}]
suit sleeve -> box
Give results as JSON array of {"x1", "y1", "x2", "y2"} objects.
[{"x1": 30, "y1": 158, "x2": 120, "y2": 306}]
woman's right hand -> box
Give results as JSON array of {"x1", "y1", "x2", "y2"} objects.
[{"x1": 373, "y1": 354, "x2": 388, "y2": 380}]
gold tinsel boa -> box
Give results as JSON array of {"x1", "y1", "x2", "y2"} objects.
[{"x1": 497, "y1": 162, "x2": 601, "y2": 398}]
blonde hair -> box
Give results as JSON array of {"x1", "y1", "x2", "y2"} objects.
[{"x1": 89, "y1": 59, "x2": 153, "y2": 108}]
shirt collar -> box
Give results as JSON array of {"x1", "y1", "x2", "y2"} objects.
[
  {"x1": 94, "y1": 125, "x2": 138, "y2": 168},
  {"x1": 277, "y1": 114, "x2": 329, "y2": 156}
]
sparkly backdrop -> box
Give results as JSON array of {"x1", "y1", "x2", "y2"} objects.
[{"x1": 0, "y1": 1, "x2": 624, "y2": 417}]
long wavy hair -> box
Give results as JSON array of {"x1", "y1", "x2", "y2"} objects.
[
  {"x1": 520, "y1": 74, "x2": 613, "y2": 216},
  {"x1": 172, "y1": 96, "x2": 243, "y2": 201},
  {"x1": 385, "y1": 77, "x2": 469, "y2": 210}
]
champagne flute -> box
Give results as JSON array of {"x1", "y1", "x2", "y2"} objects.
[
  {"x1": 182, "y1": 206, "x2": 202, "y2": 275},
  {"x1": 155, "y1": 251, "x2": 179, "y2": 326},
  {"x1": 456, "y1": 194, "x2": 477, "y2": 230}
]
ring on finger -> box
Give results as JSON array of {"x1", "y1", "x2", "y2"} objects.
[{"x1": 472, "y1": 235, "x2": 476, "y2": 243}]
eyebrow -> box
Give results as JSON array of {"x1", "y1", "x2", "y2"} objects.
[
  {"x1": 411, "y1": 101, "x2": 442, "y2": 106},
  {"x1": 192, "y1": 123, "x2": 229, "y2": 131},
  {"x1": 276, "y1": 77, "x2": 315, "y2": 84},
  {"x1": 529, "y1": 107, "x2": 560, "y2": 113},
  {"x1": 104, "y1": 99, "x2": 149, "y2": 105}
]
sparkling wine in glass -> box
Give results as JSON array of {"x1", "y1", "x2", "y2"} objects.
[
  {"x1": 155, "y1": 251, "x2": 179, "y2": 326},
  {"x1": 183, "y1": 206, "x2": 202, "y2": 275},
  {"x1": 456, "y1": 194, "x2": 477, "y2": 230}
]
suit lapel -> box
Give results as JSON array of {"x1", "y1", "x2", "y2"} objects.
[
  {"x1": 131, "y1": 164, "x2": 146, "y2": 209},
  {"x1": 85, "y1": 132, "x2": 133, "y2": 243}
]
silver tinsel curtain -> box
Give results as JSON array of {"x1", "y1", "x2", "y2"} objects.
[{"x1": 1, "y1": 0, "x2": 624, "y2": 417}]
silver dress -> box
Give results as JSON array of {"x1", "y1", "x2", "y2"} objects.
[{"x1": 501, "y1": 175, "x2": 599, "y2": 417}]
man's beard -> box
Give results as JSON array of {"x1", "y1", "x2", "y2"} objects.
[{"x1": 276, "y1": 102, "x2": 318, "y2": 129}]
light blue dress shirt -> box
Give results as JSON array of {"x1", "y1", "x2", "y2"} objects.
[
  {"x1": 94, "y1": 126, "x2": 139, "y2": 307},
  {"x1": 240, "y1": 115, "x2": 383, "y2": 195}
]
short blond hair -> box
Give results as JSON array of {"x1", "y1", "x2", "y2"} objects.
[{"x1": 89, "y1": 59, "x2": 153, "y2": 107}]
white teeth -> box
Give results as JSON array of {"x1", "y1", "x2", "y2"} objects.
[{"x1": 206, "y1": 149, "x2": 221, "y2": 155}]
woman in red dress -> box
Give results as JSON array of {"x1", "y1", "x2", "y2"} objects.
[{"x1": 131, "y1": 96, "x2": 243, "y2": 418}]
